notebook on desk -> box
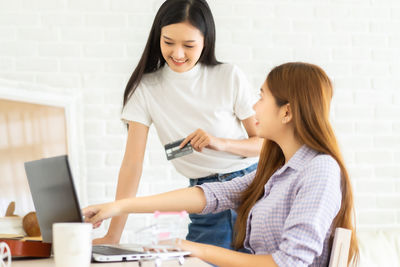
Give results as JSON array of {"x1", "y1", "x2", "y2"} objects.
[{"x1": 24, "y1": 155, "x2": 190, "y2": 262}]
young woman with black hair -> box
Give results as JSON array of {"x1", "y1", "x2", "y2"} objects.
[{"x1": 94, "y1": 0, "x2": 263, "y2": 250}]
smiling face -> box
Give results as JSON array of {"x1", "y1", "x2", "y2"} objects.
[
  {"x1": 253, "y1": 82, "x2": 290, "y2": 141},
  {"x1": 160, "y1": 21, "x2": 205, "y2": 73}
]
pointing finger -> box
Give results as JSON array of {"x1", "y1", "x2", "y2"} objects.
[{"x1": 180, "y1": 132, "x2": 195, "y2": 148}]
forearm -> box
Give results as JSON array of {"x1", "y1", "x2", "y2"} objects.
[
  {"x1": 182, "y1": 240, "x2": 278, "y2": 267},
  {"x1": 84, "y1": 187, "x2": 207, "y2": 230},
  {"x1": 107, "y1": 164, "x2": 142, "y2": 240},
  {"x1": 118, "y1": 187, "x2": 206, "y2": 214},
  {"x1": 115, "y1": 164, "x2": 142, "y2": 199},
  {"x1": 219, "y1": 136, "x2": 263, "y2": 157}
]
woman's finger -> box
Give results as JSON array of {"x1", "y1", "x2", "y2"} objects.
[
  {"x1": 93, "y1": 221, "x2": 102, "y2": 229},
  {"x1": 180, "y1": 132, "x2": 196, "y2": 148},
  {"x1": 194, "y1": 136, "x2": 208, "y2": 150},
  {"x1": 198, "y1": 137, "x2": 209, "y2": 150},
  {"x1": 191, "y1": 133, "x2": 204, "y2": 149},
  {"x1": 87, "y1": 210, "x2": 105, "y2": 225}
]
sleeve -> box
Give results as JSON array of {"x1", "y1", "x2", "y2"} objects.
[
  {"x1": 197, "y1": 170, "x2": 256, "y2": 214},
  {"x1": 272, "y1": 156, "x2": 342, "y2": 267},
  {"x1": 121, "y1": 84, "x2": 152, "y2": 126},
  {"x1": 232, "y1": 65, "x2": 257, "y2": 120}
]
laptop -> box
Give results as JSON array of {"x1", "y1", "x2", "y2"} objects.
[{"x1": 24, "y1": 155, "x2": 190, "y2": 262}]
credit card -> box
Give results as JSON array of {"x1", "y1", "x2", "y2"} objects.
[{"x1": 164, "y1": 138, "x2": 193, "y2": 160}]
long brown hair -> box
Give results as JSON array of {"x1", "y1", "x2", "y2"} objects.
[{"x1": 234, "y1": 62, "x2": 359, "y2": 265}]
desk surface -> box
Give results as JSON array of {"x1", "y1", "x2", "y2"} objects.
[{"x1": 11, "y1": 257, "x2": 211, "y2": 267}]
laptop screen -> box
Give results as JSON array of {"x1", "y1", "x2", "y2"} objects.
[{"x1": 24, "y1": 155, "x2": 83, "y2": 243}]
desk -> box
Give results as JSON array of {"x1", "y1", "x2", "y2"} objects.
[{"x1": 11, "y1": 257, "x2": 211, "y2": 266}]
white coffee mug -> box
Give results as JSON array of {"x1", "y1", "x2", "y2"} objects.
[{"x1": 53, "y1": 223, "x2": 92, "y2": 267}]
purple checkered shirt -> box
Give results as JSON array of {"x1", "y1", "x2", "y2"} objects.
[{"x1": 198, "y1": 145, "x2": 342, "y2": 266}]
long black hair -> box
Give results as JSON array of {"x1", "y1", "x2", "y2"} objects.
[{"x1": 123, "y1": 0, "x2": 221, "y2": 108}]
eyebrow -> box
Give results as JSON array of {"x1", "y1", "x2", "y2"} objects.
[{"x1": 162, "y1": 35, "x2": 196, "y2": 43}]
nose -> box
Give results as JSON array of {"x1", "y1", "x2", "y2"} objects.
[{"x1": 172, "y1": 46, "x2": 185, "y2": 59}]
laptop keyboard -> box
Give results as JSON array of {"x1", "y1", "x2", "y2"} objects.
[{"x1": 92, "y1": 245, "x2": 144, "y2": 255}]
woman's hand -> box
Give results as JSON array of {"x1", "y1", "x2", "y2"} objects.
[
  {"x1": 176, "y1": 239, "x2": 204, "y2": 257},
  {"x1": 158, "y1": 238, "x2": 204, "y2": 258},
  {"x1": 82, "y1": 202, "x2": 122, "y2": 227},
  {"x1": 180, "y1": 129, "x2": 226, "y2": 152},
  {"x1": 92, "y1": 235, "x2": 120, "y2": 245}
]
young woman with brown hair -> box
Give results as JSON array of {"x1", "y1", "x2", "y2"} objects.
[{"x1": 84, "y1": 62, "x2": 359, "y2": 266}]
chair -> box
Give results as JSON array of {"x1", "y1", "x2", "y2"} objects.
[{"x1": 328, "y1": 227, "x2": 352, "y2": 267}]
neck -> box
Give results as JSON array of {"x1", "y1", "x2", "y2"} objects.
[
  {"x1": 276, "y1": 130, "x2": 303, "y2": 164},
  {"x1": 163, "y1": 62, "x2": 201, "y2": 79}
]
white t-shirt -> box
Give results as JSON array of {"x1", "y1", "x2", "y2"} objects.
[{"x1": 121, "y1": 63, "x2": 259, "y2": 178}]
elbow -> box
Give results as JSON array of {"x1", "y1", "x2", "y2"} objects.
[{"x1": 192, "y1": 187, "x2": 207, "y2": 214}]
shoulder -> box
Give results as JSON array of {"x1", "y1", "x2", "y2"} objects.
[
  {"x1": 202, "y1": 64, "x2": 249, "y2": 91},
  {"x1": 306, "y1": 153, "x2": 339, "y2": 169},
  {"x1": 297, "y1": 154, "x2": 341, "y2": 189},
  {"x1": 203, "y1": 63, "x2": 243, "y2": 77},
  {"x1": 140, "y1": 68, "x2": 163, "y2": 88},
  {"x1": 308, "y1": 154, "x2": 340, "y2": 175},
  {"x1": 127, "y1": 70, "x2": 162, "y2": 102}
]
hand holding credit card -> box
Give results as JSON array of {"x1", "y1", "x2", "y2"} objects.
[{"x1": 164, "y1": 138, "x2": 193, "y2": 160}]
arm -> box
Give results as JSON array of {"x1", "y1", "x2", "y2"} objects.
[
  {"x1": 220, "y1": 116, "x2": 263, "y2": 157},
  {"x1": 199, "y1": 170, "x2": 256, "y2": 214},
  {"x1": 180, "y1": 116, "x2": 263, "y2": 157},
  {"x1": 93, "y1": 121, "x2": 149, "y2": 244},
  {"x1": 120, "y1": 186, "x2": 206, "y2": 214},
  {"x1": 179, "y1": 240, "x2": 278, "y2": 267},
  {"x1": 85, "y1": 169, "x2": 255, "y2": 225},
  {"x1": 83, "y1": 187, "x2": 206, "y2": 226}
]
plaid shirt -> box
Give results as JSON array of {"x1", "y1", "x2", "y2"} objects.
[{"x1": 199, "y1": 145, "x2": 342, "y2": 266}]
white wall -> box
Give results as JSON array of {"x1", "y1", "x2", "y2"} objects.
[{"x1": 0, "y1": 0, "x2": 399, "y2": 242}]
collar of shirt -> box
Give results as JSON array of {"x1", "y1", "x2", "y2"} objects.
[
  {"x1": 162, "y1": 62, "x2": 202, "y2": 80},
  {"x1": 269, "y1": 145, "x2": 319, "y2": 178}
]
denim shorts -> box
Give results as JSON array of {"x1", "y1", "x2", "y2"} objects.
[{"x1": 186, "y1": 163, "x2": 258, "y2": 251}]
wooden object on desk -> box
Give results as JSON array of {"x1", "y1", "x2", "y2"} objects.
[
  {"x1": 0, "y1": 235, "x2": 51, "y2": 258},
  {"x1": 22, "y1": 212, "x2": 41, "y2": 237},
  {"x1": 0, "y1": 216, "x2": 25, "y2": 236},
  {"x1": 5, "y1": 202, "x2": 18, "y2": 217}
]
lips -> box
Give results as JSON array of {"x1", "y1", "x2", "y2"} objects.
[{"x1": 171, "y1": 57, "x2": 188, "y2": 66}]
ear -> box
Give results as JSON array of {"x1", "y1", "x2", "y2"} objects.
[{"x1": 281, "y1": 104, "x2": 293, "y2": 124}]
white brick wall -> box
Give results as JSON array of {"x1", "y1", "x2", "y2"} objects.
[{"x1": 1, "y1": 0, "x2": 399, "y2": 242}]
